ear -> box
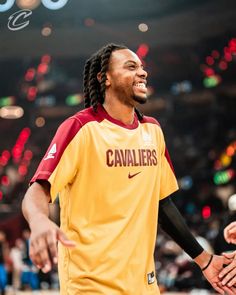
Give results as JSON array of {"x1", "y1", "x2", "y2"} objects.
[
  {"x1": 105, "y1": 72, "x2": 111, "y2": 87},
  {"x1": 97, "y1": 72, "x2": 111, "y2": 87}
]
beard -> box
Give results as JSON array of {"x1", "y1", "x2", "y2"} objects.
[{"x1": 133, "y1": 94, "x2": 148, "y2": 105}]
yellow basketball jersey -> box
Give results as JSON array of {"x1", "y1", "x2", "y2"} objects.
[{"x1": 31, "y1": 105, "x2": 179, "y2": 295}]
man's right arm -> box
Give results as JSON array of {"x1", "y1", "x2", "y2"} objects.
[{"x1": 22, "y1": 181, "x2": 75, "y2": 273}]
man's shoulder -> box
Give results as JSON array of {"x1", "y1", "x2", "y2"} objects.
[
  {"x1": 70, "y1": 107, "x2": 103, "y2": 127},
  {"x1": 141, "y1": 115, "x2": 161, "y2": 127}
]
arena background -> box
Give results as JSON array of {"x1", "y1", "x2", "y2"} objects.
[{"x1": 0, "y1": 0, "x2": 236, "y2": 293}]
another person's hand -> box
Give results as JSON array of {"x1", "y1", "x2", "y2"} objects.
[
  {"x1": 224, "y1": 222, "x2": 236, "y2": 244},
  {"x1": 29, "y1": 215, "x2": 75, "y2": 273},
  {"x1": 201, "y1": 254, "x2": 234, "y2": 294},
  {"x1": 218, "y1": 251, "x2": 236, "y2": 292}
]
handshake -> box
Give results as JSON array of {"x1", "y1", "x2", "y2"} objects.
[{"x1": 200, "y1": 221, "x2": 236, "y2": 295}]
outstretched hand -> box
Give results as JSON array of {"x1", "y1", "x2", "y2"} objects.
[{"x1": 224, "y1": 222, "x2": 236, "y2": 244}]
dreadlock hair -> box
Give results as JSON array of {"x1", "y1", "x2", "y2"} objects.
[{"x1": 83, "y1": 43, "x2": 143, "y2": 121}]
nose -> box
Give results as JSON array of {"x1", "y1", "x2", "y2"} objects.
[{"x1": 137, "y1": 66, "x2": 148, "y2": 79}]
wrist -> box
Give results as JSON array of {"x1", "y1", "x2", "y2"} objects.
[
  {"x1": 194, "y1": 251, "x2": 213, "y2": 269},
  {"x1": 28, "y1": 213, "x2": 49, "y2": 230},
  {"x1": 201, "y1": 254, "x2": 214, "y2": 271}
]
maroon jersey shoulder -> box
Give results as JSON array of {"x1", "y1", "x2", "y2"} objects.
[
  {"x1": 72, "y1": 106, "x2": 104, "y2": 126},
  {"x1": 141, "y1": 115, "x2": 161, "y2": 126}
]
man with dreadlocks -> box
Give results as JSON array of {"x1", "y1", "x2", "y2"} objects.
[{"x1": 22, "y1": 43, "x2": 235, "y2": 295}]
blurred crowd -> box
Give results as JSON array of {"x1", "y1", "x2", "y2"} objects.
[{"x1": 0, "y1": 229, "x2": 59, "y2": 294}]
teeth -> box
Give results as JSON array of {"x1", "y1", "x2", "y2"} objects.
[{"x1": 135, "y1": 83, "x2": 146, "y2": 88}]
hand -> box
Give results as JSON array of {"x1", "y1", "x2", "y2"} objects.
[
  {"x1": 201, "y1": 254, "x2": 234, "y2": 294},
  {"x1": 219, "y1": 251, "x2": 236, "y2": 290},
  {"x1": 29, "y1": 215, "x2": 75, "y2": 273},
  {"x1": 224, "y1": 222, "x2": 236, "y2": 244}
]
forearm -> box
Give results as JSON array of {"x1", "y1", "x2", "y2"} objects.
[
  {"x1": 159, "y1": 197, "x2": 204, "y2": 259},
  {"x1": 22, "y1": 181, "x2": 51, "y2": 229}
]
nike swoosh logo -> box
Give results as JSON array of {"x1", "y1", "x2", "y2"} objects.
[{"x1": 128, "y1": 171, "x2": 141, "y2": 179}]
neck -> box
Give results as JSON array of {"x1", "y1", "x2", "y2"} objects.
[{"x1": 103, "y1": 96, "x2": 135, "y2": 125}]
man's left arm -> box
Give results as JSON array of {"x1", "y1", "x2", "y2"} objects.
[{"x1": 159, "y1": 196, "x2": 234, "y2": 294}]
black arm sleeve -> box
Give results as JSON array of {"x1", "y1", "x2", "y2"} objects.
[{"x1": 159, "y1": 196, "x2": 204, "y2": 259}]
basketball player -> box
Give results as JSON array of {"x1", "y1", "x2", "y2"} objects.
[{"x1": 22, "y1": 44, "x2": 234, "y2": 294}]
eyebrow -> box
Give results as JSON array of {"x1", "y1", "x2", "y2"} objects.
[{"x1": 124, "y1": 60, "x2": 144, "y2": 69}]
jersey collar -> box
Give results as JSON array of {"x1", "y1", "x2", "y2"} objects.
[{"x1": 97, "y1": 104, "x2": 139, "y2": 130}]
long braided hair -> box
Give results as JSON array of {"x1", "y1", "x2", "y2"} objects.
[{"x1": 83, "y1": 43, "x2": 143, "y2": 121}]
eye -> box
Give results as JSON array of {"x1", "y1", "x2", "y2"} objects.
[{"x1": 128, "y1": 65, "x2": 136, "y2": 70}]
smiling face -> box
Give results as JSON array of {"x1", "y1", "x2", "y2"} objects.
[{"x1": 105, "y1": 49, "x2": 148, "y2": 106}]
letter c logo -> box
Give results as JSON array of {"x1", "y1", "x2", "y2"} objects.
[{"x1": 8, "y1": 9, "x2": 32, "y2": 31}]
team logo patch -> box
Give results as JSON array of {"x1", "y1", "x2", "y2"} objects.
[
  {"x1": 147, "y1": 271, "x2": 155, "y2": 284},
  {"x1": 44, "y1": 143, "x2": 57, "y2": 160},
  {"x1": 142, "y1": 131, "x2": 153, "y2": 146}
]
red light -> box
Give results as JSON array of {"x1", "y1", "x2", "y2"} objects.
[
  {"x1": 229, "y1": 38, "x2": 236, "y2": 48},
  {"x1": 219, "y1": 61, "x2": 227, "y2": 70},
  {"x1": 2, "y1": 150, "x2": 10, "y2": 160},
  {"x1": 136, "y1": 44, "x2": 149, "y2": 58},
  {"x1": 25, "y1": 68, "x2": 36, "y2": 82},
  {"x1": 24, "y1": 150, "x2": 33, "y2": 160},
  {"x1": 0, "y1": 157, "x2": 7, "y2": 166},
  {"x1": 18, "y1": 165, "x2": 28, "y2": 176},
  {"x1": 228, "y1": 169, "x2": 235, "y2": 178},
  {"x1": 12, "y1": 145, "x2": 22, "y2": 159},
  {"x1": 20, "y1": 128, "x2": 31, "y2": 140},
  {"x1": 204, "y1": 67, "x2": 215, "y2": 77},
  {"x1": 224, "y1": 52, "x2": 232, "y2": 62},
  {"x1": 37, "y1": 63, "x2": 49, "y2": 75},
  {"x1": 211, "y1": 50, "x2": 220, "y2": 59},
  {"x1": 41, "y1": 54, "x2": 51, "y2": 64},
  {"x1": 226, "y1": 146, "x2": 235, "y2": 157},
  {"x1": 224, "y1": 47, "x2": 230, "y2": 55},
  {"x1": 206, "y1": 56, "x2": 214, "y2": 66},
  {"x1": 1, "y1": 150, "x2": 11, "y2": 165},
  {"x1": 1, "y1": 175, "x2": 10, "y2": 186},
  {"x1": 202, "y1": 206, "x2": 211, "y2": 219},
  {"x1": 27, "y1": 86, "x2": 38, "y2": 101}
]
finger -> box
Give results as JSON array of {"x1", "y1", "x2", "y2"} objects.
[
  {"x1": 227, "y1": 275, "x2": 236, "y2": 288},
  {"x1": 33, "y1": 238, "x2": 52, "y2": 273},
  {"x1": 221, "y1": 285, "x2": 236, "y2": 295},
  {"x1": 222, "y1": 255, "x2": 234, "y2": 266},
  {"x1": 213, "y1": 282, "x2": 226, "y2": 295},
  {"x1": 57, "y1": 231, "x2": 76, "y2": 247},
  {"x1": 46, "y1": 230, "x2": 58, "y2": 264},
  {"x1": 224, "y1": 268, "x2": 236, "y2": 287},
  {"x1": 225, "y1": 224, "x2": 236, "y2": 240},
  {"x1": 225, "y1": 222, "x2": 236, "y2": 231},
  {"x1": 29, "y1": 247, "x2": 43, "y2": 269},
  {"x1": 219, "y1": 261, "x2": 236, "y2": 282},
  {"x1": 222, "y1": 252, "x2": 235, "y2": 259},
  {"x1": 217, "y1": 282, "x2": 235, "y2": 295}
]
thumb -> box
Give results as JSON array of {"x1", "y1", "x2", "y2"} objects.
[{"x1": 57, "y1": 230, "x2": 76, "y2": 247}]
